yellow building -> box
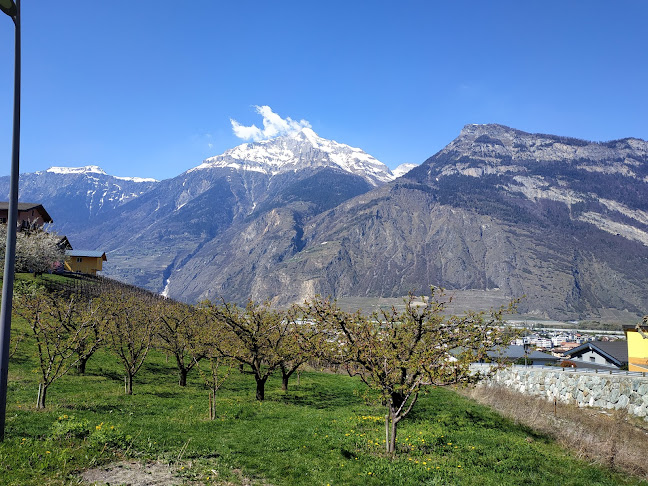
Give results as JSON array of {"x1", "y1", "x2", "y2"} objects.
[
  {"x1": 624, "y1": 323, "x2": 648, "y2": 372},
  {"x1": 64, "y1": 250, "x2": 106, "y2": 276}
]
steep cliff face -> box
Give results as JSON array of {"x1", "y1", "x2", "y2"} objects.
[{"x1": 167, "y1": 125, "x2": 648, "y2": 320}]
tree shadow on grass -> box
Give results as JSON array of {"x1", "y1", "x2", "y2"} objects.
[
  {"x1": 277, "y1": 383, "x2": 362, "y2": 409},
  {"x1": 408, "y1": 390, "x2": 548, "y2": 441}
]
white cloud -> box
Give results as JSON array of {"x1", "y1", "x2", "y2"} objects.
[{"x1": 231, "y1": 106, "x2": 311, "y2": 141}]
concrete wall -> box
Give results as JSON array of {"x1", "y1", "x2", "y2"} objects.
[{"x1": 481, "y1": 366, "x2": 648, "y2": 419}]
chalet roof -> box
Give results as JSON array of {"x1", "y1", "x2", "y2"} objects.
[
  {"x1": 57, "y1": 236, "x2": 73, "y2": 250},
  {"x1": 65, "y1": 250, "x2": 107, "y2": 261},
  {"x1": 563, "y1": 341, "x2": 628, "y2": 366},
  {"x1": 0, "y1": 202, "x2": 53, "y2": 222}
]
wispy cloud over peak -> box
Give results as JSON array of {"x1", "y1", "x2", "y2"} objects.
[{"x1": 231, "y1": 106, "x2": 311, "y2": 142}]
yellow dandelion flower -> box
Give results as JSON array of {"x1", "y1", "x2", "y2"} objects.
[{"x1": 45, "y1": 451, "x2": 50, "y2": 454}]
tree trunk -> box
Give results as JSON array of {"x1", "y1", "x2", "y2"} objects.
[
  {"x1": 126, "y1": 372, "x2": 133, "y2": 395},
  {"x1": 388, "y1": 414, "x2": 401, "y2": 453},
  {"x1": 280, "y1": 363, "x2": 290, "y2": 391},
  {"x1": 36, "y1": 383, "x2": 48, "y2": 409},
  {"x1": 77, "y1": 356, "x2": 88, "y2": 375},
  {"x1": 178, "y1": 368, "x2": 188, "y2": 387},
  {"x1": 255, "y1": 376, "x2": 267, "y2": 401},
  {"x1": 208, "y1": 389, "x2": 216, "y2": 420}
]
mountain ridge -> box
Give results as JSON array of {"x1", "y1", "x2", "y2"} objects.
[{"x1": 3, "y1": 124, "x2": 648, "y2": 320}]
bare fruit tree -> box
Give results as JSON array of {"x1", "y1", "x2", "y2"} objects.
[
  {"x1": 303, "y1": 289, "x2": 513, "y2": 454},
  {"x1": 99, "y1": 291, "x2": 159, "y2": 395},
  {"x1": 205, "y1": 300, "x2": 289, "y2": 401},
  {"x1": 156, "y1": 301, "x2": 208, "y2": 386},
  {"x1": 14, "y1": 286, "x2": 94, "y2": 408}
]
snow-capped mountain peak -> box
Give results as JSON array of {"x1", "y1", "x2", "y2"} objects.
[
  {"x1": 43, "y1": 165, "x2": 158, "y2": 183},
  {"x1": 46, "y1": 165, "x2": 107, "y2": 176},
  {"x1": 190, "y1": 128, "x2": 394, "y2": 186}
]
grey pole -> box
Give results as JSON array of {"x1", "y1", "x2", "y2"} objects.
[{"x1": 0, "y1": 0, "x2": 20, "y2": 442}]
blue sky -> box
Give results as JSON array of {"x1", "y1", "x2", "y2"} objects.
[{"x1": 0, "y1": 0, "x2": 646, "y2": 180}]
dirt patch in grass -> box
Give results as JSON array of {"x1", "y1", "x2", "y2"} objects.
[
  {"x1": 462, "y1": 384, "x2": 648, "y2": 480},
  {"x1": 80, "y1": 460, "x2": 180, "y2": 485},
  {"x1": 80, "y1": 460, "x2": 270, "y2": 486}
]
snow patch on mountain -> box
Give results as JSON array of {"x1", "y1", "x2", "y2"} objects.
[
  {"x1": 392, "y1": 163, "x2": 417, "y2": 178},
  {"x1": 190, "y1": 128, "x2": 393, "y2": 186},
  {"x1": 45, "y1": 165, "x2": 158, "y2": 183},
  {"x1": 46, "y1": 165, "x2": 107, "y2": 175},
  {"x1": 114, "y1": 176, "x2": 159, "y2": 183}
]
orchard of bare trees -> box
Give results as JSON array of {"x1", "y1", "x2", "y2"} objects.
[{"x1": 10, "y1": 278, "x2": 513, "y2": 453}]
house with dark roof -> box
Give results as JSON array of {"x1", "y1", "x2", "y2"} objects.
[
  {"x1": 0, "y1": 202, "x2": 52, "y2": 230},
  {"x1": 64, "y1": 250, "x2": 107, "y2": 276},
  {"x1": 452, "y1": 344, "x2": 559, "y2": 366},
  {"x1": 562, "y1": 341, "x2": 628, "y2": 370},
  {"x1": 485, "y1": 345, "x2": 559, "y2": 365}
]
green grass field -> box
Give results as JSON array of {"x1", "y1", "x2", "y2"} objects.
[{"x1": 1, "y1": 280, "x2": 646, "y2": 485}]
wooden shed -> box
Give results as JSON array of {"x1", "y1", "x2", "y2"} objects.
[{"x1": 64, "y1": 250, "x2": 107, "y2": 276}]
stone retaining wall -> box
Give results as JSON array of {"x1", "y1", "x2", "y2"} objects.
[{"x1": 482, "y1": 367, "x2": 648, "y2": 419}]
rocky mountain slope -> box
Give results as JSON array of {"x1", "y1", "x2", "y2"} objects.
[
  {"x1": 69, "y1": 129, "x2": 393, "y2": 292},
  {"x1": 165, "y1": 124, "x2": 648, "y2": 319},
  {"x1": 0, "y1": 165, "x2": 158, "y2": 235},
  {"x1": 6, "y1": 124, "x2": 648, "y2": 320}
]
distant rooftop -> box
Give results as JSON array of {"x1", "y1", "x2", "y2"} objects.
[
  {"x1": 0, "y1": 202, "x2": 52, "y2": 223},
  {"x1": 65, "y1": 250, "x2": 107, "y2": 260}
]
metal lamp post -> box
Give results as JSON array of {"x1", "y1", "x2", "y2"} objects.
[{"x1": 0, "y1": 0, "x2": 20, "y2": 442}]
